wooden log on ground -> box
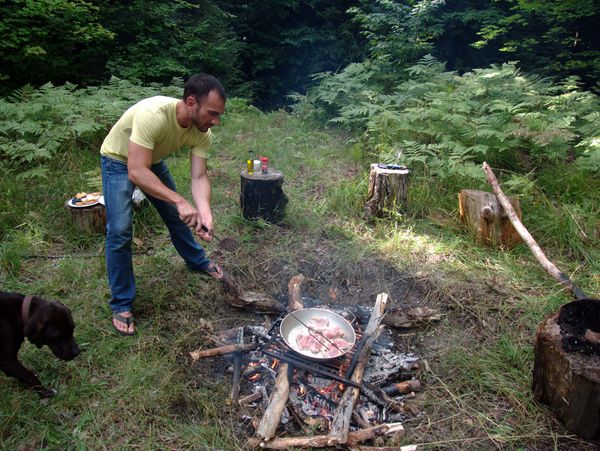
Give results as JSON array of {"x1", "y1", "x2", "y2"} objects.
[
  {"x1": 533, "y1": 299, "x2": 600, "y2": 440},
  {"x1": 65, "y1": 201, "x2": 106, "y2": 234},
  {"x1": 458, "y1": 189, "x2": 522, "y2": 248},
  {"x1": 249, "y1": 275, "x2": 305, "y2": 447},
  {"x1": 254, "y1": 362, "x2": 290, "y2": 442},
  {"x1": 364, "y1": 164, "x2": 409, "y2": 219},
  {"x1": 482, "y1": 162, "x2": 587, "y2": 300},
  {"x1": 189, "y1": 343, "x2": 256, "y2": 361},
  {"x1": 329, "y1": 292, "x2": 389, "y2": 443},
  {"x1": 240, "y1": 169, "x2": 288, "y2": 223},
  {"x1": 382, "y1": 306, "x2": 442, "y2": 329},
  {"x1": 230, "y1": 327, "x2": 244, "y2": 403},
  {"x1": 258, "y1": 422, "x2": 404, "y2": 449}
]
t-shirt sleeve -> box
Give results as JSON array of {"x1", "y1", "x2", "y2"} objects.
[
  {"x1": 130, "y1": 109, "x2": 161, "y2": 150},
  {"x1": 190, "y1": 130, "x2": 213, "y2": 159}
]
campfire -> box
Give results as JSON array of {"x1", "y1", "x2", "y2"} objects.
[{"x1": 190, "y1": 275, "x2": 422, "y2": 449}]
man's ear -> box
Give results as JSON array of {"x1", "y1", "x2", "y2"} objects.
[
  {"x1": 24, "y1": 317, "x2": 45, "y2": 348},
  {"x1": 185, "y1": 95, "x2": 197, "y2": 108}
]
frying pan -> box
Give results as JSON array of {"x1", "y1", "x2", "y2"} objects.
[{"x1": 280, "y1": 308, "x2": 356, "y2": 360}]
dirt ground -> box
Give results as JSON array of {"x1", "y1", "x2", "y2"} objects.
[{"x1": 174, "y1": 224, "x2": 598, "y2": 450}]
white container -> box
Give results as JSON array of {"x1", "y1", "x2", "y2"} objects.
[{"x1": 253, "y1": 159, "x2": 261, "y2": 173}]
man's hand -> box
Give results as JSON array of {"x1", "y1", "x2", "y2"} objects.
[
  {"x1": 195, "y1": 214, "x2": 214, "y2": 242},
  {"x1": 175, "y1": 199, "x2": 199, "y2": 228}
]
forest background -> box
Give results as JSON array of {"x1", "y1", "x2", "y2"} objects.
[{"x1": 1, "y1": 0, "x2": 600, "y2": 449}]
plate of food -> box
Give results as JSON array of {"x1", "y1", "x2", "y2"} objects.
[{"x1": 68, "y1": 192, "x2": 103, "y2": 208}]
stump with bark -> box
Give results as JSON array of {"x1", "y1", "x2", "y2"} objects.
[
  {"x1": 240, "y1": 170, "x2": 288, "y2": 223},
  {"x1": 65, "y1": 201, "x2": 106, "y2": 234},
  {"x1": 458, "y1": 189, "x2": 522, "y2": 248},
  {"x1": 364, "y1": 164, "x2": 409, "y2": 219},
  {"x1": 533, "y1": 299, "x2": 600, "y2": 440}
]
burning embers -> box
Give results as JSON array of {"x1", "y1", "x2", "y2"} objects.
[
  {"x1": 239, "y1": 322, "x2": 420, "y2": 431},
  {"x1": 189, "y1": 277, "x2": 422, "y2": 448}
]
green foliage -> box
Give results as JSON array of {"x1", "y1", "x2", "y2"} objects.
[
  {"x1": 103, "y1": 1, "x2": 242, "y2": 88},
  {"x1": 0, "y1": 79, "x2": 183, "y2": 179},
  {"x1": 304, "y1": 57, "x2": 600, "y2": 179},
  {"x1": 0, "y1": 0, "x2": 114, "y2": 90},
  {"x1": 220, "y1": 0, "x2": 366, "y2": 108},
  {"x1": 348, "y1": 0, "x2": 440, "y2": 66},
  {"x1": 472, "y1": 0, "x2": 600, "y2": 87}
]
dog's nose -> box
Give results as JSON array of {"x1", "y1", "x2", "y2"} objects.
[{"x1": 70, "y1": 346, "x2": 81, "y2": 359}]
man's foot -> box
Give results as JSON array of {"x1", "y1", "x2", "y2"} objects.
[
  {"x1": 112, "y1": 312, "x2": 135, "y2": 336},
  {"x1": 204, "y1": 261, "x2": 224, "y2": 280}
]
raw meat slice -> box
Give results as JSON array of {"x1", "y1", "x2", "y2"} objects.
[
  {"x1": 323, "y1": 326, "x2": 345, "y2": 339},
  {"x1": 295, "y1": 333, "x2": 325, "y2": 354},
  {"x1": 307, "y1": 317, "x2": 330, "y2": 331}
]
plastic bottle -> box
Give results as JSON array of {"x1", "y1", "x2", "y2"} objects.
[
  {"x1": 247, "y1": 150, "x2": 254, "y2": 174},
  {"x1": 261, "y1": 156, "x2": 269, "y2": 174},
  {"x1": 253, "y1": 157, "x2": 261, "y2": 173}
]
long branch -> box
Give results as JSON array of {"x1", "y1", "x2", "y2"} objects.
[{"x1": 482, "y1": 162, "x2": 587, "y2": 300}]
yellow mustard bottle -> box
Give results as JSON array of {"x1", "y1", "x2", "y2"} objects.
[{"x1": 247, "y1": 149, "x2": 254, "y2": 174}]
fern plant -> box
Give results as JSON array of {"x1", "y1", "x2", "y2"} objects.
[{"x1": 0, "y1": 78, "x2": 184, "y2": 179}]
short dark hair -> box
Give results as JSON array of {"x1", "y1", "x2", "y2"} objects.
[{"x1": 183, "y1": 74, "x2": 226, "y2": 103}]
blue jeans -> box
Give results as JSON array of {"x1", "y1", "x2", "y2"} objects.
[{"x1": 101, "y1": 156, "x2": 210, "y2": 313}]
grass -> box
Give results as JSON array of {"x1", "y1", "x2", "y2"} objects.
[{"x1": 1, "y1": 102, "x2": 599, "y2": 450}]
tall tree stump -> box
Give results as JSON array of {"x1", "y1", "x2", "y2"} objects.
[
  {"x1": 240, "y1": 170, "x2": 288, "y2": 223},
  {"x1": 533, "y1": 299, "x2": 600, "y2": 440},
  {"x1": 458, "y1": 189, "x2": 522, "y2": 248},
  {"x1": 65, "y1": 201, "x2": 106, "y2": 234},
  {"x1": 364, "y1": 164, "x2": 409, "y2": 219}
]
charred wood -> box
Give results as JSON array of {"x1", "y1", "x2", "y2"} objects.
[{"x1": 329, "y1": 292, "x2": 389, "y2": 443}]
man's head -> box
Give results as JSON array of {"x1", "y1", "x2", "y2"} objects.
[{"x1": 183, "y1": 74, "x2": 226, "y2": 133}]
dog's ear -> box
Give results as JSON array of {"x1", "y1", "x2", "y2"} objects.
[{"x1": 24, "y1": 316, "x2": 45, "y2": 348}]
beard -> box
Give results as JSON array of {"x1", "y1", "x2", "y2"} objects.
[{"x1": 189, "y1": 106, "x2": 210, "y2": 132}]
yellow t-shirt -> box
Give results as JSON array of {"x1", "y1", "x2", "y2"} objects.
[{"x1": 100, "y1": 96, "x2": 212, "y2": 164}]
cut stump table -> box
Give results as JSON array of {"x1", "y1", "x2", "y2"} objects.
[
  {"x1": 364, "y1": 163, "x2": 409, "y2": 219},
  {"x1": 533, "y1": 299, "x2": 600, "y2": 440},
  {"x1": 240, "y1": 170, "x2": 288, "y2": 223},
  {"x1": 458, "y1": 189, "x2": 522, "y2": 248},
  {"x1": 64, "y1": 201, "x2": 106, "y2": 234}
]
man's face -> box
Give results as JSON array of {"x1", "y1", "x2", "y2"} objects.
[{"x1": 187, "y1": 90, "x2": 225, "y2": 132}]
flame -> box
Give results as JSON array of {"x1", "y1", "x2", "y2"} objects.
[
  {"x1": 271, "y1": 359, "x2": 279, "y2": 369},
  {"x1": 248, "y1": 373, "x2": 261, "y2": 382}
]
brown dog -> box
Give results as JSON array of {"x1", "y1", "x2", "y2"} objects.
[{"x1": 0, "y1": 291, "x2": 80, "y2": 397}]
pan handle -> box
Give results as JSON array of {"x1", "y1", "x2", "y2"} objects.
[{"x1": 343, "y1": 310, "x2": 357, "y2": 325}]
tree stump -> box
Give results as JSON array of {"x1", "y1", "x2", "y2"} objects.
[
  {"x1": 65, "y1": 201, "x2": 106, "y2": 234},
  {"x1": 364, "y1": 164, "x2": 409, "y2": 219},
  {"x1": 240, "y1": 170, "x2": 288, "y2": 223},
  {"x1": 533, "y1": 299, "x2": 600, "y2": 440},
  {"x1": 458, "y1": 189, "x2": 522, "y2": 248}
]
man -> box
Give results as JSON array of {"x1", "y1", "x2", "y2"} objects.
[{"x1": 100, "y1": 73, "x2": 226, "y2": 336}]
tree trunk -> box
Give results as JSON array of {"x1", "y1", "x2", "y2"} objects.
[
  {"x1": 240, "y1": 170, "x2": 288, "y2": 223},
  {"x1": 458, "y1": 189, "x2": 521, "y2": 248},
  {"x1": 533, "y1": 302, "x2": 600, "y2": 440},
  {"x1": 364, "y1": 164, "x2": 409, "y2": 219},
  {"x1": 65, "y1": 201, "x2": 106, "y2": 234}
]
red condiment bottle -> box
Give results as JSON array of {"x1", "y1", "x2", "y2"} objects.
[{"x1": 260, "y1": 156, "x2": 269, "y2": 174}]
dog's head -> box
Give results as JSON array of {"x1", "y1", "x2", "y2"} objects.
[{"x1": 24, "y1": 300, "x2": 80, "y2": 361}]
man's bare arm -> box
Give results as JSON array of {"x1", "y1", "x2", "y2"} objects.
[{"x1": 190, "y1": 153, "x2": 213, "y2": 241}]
